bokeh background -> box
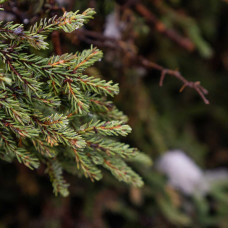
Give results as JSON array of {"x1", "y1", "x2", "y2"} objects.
[{"x1": 0, "y1": 0, "x2": 228, "y2": 227}]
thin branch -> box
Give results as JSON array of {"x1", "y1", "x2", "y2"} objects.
[
  {"x1": 118, "y1": 0, "x2": 194, "y2": 51},
  {"x1": 133, "y1": 3, "x2": 195, "y2": 51},
  {"x1": 72, "y1": 29, "x2": 209, "y2": 104},
  {"x1": 139, "y1": 57, "x2": 209, "y2": 104}
]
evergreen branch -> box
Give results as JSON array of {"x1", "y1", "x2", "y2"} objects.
[
  {"x1": 103, "y1": 158, "x2": 144, "y2": 187},
  {"x1": 32, "y1": 94, "x2": 61, "y2": 107},
  {"x1": 76, "y1": 75, "x2": 119, "y2": 96},
  {"x1": 0, "y1": 91, "x2": 31, "y2": 124},
  {"x1": 30, "y1": 8, "x2": 96, "y2": 35},
  {"x1": 78, "y1": 120, "x2": 132, "y2": 137},
  {"x1": 0, "y1": 129, "x2": 39, "y2": 169},
  {"x1": 126, "y1": 151, "x2": 153, "y2": 166},
  {"x1": 0, "y1": 23, "x2": 48, "y2": 49},
  {"x1": 4, "y1": 58, "x2": 42, "y2": 97},
  {"x1": 90, "y1": 96, "x2": 115, "y2": 112},
  {"x1": 0, "y1": 9, "x2": 95, "y2": 49},
  {"x1": 90, "y1": 96, "x2": 128, "y2": 122},
  {"x1": 0, "y1": 4, "x2": 149, "y2": 194},
  {"x1": 32, "y1": 114, "x2": 86, "y2": 149},
  {"x1": 102, "y1": 108, "x2": 128, "y2": 122},
  {"x1": 32, "y1": 138, "x2": 56, "y2": 158},
  {"x1": 64, "y1": 81, "x2": 89, "y2": 114},
  {"x1": 73, "y1": 149, "x2": 102, "y2": 181},
  {"x1": 86, "y1": 136, "x2": 138, "y2": 159},
  {"x1": 72, "y1": 47, "x2": 103, "y2": 73},
  {"x1": 46, "y1": 160, "x2": 69, "y2": 197},
  {"x1": 48, "y1": 47, "x2": 102, "y2": 73},
  {"x1": 48, "y1": 53, "x2": 77, "y2": 67},
  {"x1": 14, "y1": 148, "x2": 40, "y2": 169},
  {"x1": 0, "y1": 118, "x2": 39, "y2": 138}
]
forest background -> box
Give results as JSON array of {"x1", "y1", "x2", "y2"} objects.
[{"x1": 0, "y1": 0, "x2": 228, "y2": 227}]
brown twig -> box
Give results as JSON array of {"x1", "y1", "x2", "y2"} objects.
[
  {"x1": 71, "y1": 29, "x2": 209, "y2": 104},
  {"x1": 139, "y1": 57, "x2": 209, "y2": 104},
  {"x1": 134, "y1": 3, "x2": 195, "y2": 51},
  {"x1": 120, "y1": 0, "x2": 194, "y2": 51},
  {"x1": 51, "y1": 31, "x2": 62, "y2": 55}
]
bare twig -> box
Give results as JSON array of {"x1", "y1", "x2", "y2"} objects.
[
  {"x1": 134, "y1": 3, "x2": 195, "y2": 51},
  {"x1": 139, "y1": 58, "x2": 209, "y2": 104},
  {"x1": 71, "y1": 29, "x2": 209, "y2": 104},
  {"x1": 119, "y1": 0, "x2": 195, "y2": 51}
]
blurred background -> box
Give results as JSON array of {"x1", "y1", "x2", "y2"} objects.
[{"x1": 0, "y1": 0, "x2": 228, "y2": 227}]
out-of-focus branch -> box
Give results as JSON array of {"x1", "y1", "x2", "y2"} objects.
[
  {"x1": 119, "y1": 0, "x2": 194, "y2": 51},
  {"x1": 133, "y1": 3, "x2": 195, "y2": 52},
  {"x1": 73, "y1": 29, "x2": 209, "y2": 104},
  {"x1": 51, "y1": 31, "x2": 62, "y2": 55}
]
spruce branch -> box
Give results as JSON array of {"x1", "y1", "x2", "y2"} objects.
[
  {"x1": 73, "y1": 149, "x2": 102, "y2": 181},
  {"x1": 15, "y1": 148, "x2": 40, "y2": 169},
  {"x1": 32, "y1": 138, "x2": 56, "y2": 158},
  {"x1": 30, "y1": 8, "x2": 96, "y2": 34},
  {"x1": 76, "y1": 75, "x2": 119, "y2": 96},
  {"x1": 46, "y1": 160, "x2": 69, "y2": 197},
  {"x1": 103, "y1": 157, "x2": 144, "y2": 187},
  {"x1": 0, "y1": 5, "x2": 151, "y2": 196},
  {"x1": 0, "y1": 130, "x2": 39, "y2": 169},
  {"x1": 90, "y1": 96, "x2": 128, "y2": 122},
  {"x1": 78, "y1": 120, "x2": 132, "y2": 137},
  {"x1": 86, "y1": 136, "x2": 138, "y2": 159},
  {"x1": 63, "y1": 81, "x2": 89, "y2": 114},
  {"x1": 0, "y1": 8, "x2": 96, "y2": 49},
  {"x1": 72, "y1": 47, "x2": 103, "y2": 73}
]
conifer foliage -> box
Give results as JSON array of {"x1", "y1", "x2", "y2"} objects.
[{"x1": 0, "y1": 2, "x2": 151, "y2": 196}]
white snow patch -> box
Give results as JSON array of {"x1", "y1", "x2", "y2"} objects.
[{"x1": 157, "y1": 150, "x2": 207, "y2": 195}]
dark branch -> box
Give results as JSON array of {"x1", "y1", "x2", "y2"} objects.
[{"x1": 72, "y1": 29, "x2": 209, "y2": 104}]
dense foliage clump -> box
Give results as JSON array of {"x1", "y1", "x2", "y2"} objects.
[{"x1": 0, "y1": 6, "x2": 150, "y2": 196}]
